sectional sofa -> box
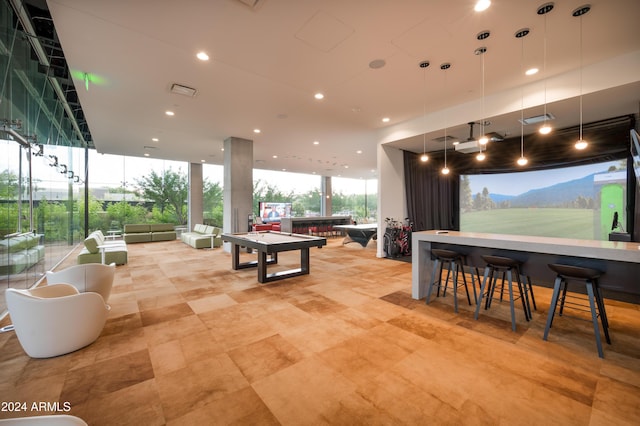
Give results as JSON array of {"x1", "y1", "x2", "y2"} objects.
[
  {"x1": 180, "y1": 224, "x2": 222, "y2": 249},
  {"x1": 0, "y1": 232, "x2": 45, "y2": 275},
  {"x1": 123, "y1": 223, "x2": 177, "y2": 243}
]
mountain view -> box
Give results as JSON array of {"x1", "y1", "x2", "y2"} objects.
[{"x1": 489, "y1": 174, "x2": 597, "y2": 207}]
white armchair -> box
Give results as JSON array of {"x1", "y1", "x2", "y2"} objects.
[
  {"x1": 5, "y1": 283, "x2": 110, "y2": 358},
  {"x1": 0, "y1": 415, "x2": 87, "y2": 425},
  {"x1": 46, "y1": 262, "x2": 115, "y2": 302}
]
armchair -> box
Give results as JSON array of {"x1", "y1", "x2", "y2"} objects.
[
  {"x1": 5, "y1": 284, "x2": 110, "y2": 358},
  {"x1": 46, "y1": 262, "x2": 115, "y2": 302}
]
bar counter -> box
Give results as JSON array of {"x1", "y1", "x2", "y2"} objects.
[{"x1": 411, "y1": 230, "x2": 640, "y2": 303}]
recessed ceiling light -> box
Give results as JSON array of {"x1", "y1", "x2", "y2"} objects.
[
  {"x1": 144, "y1": 153, "x2": 150, "y2": 157},
  {"x1": 314, "y1": 93, "x2": 324, "y2": 100},
  {"x1": 313, "y1": 141, "x2": 319, "y2": 145},
  {"x1": 525, "y1": 68, "x2": 539, "y2": 76},
  {"x1": 196, "y1": 51, "x2": 209, "y2": 61},
  {"x1": 165, "y1": 111, "x2": 175, "y2": 116},
  {"x1": 201, "y1": 159, "x2": 206, "y2": 163},
  {"x1": 272, "y1": 155, "x2": 278, "y2": 159},
  {"x1": 356, "y1": 150, "x2": 362, "y2": 154},
  {"x1": 282, "y1": 168, "x2": 287, "y2": 171},
  {"x1": 344, "y1": 165, "x2": 349, "y2": 169},
  {"x1": 152, "y1": 138, "x2": 159, "y2": 142},
  {"x1": 474, "y1": 0, "x2": 491, "y2": 12},
  {"x1": 382, "y1": 117, "x2": 390, "y2": 123},
  {"x1": 476, "y1": 30, "x2": 491, "y2": 40},
  {"x1": 253, "y1": 129, "x2": 261, "y2": 133}
]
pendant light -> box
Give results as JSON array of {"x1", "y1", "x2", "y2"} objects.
[
  {"x1": 537, "y1": 2, "x2": 554, "y2": 135},
  {"x1": 573, "y1": 5, "x2": 591, "y2": 150},
  {"x1": 516, "y1": 28, "x2": 530, "y2": 166},
  {"x1": 475, "y1": 46, "x2": 487, "y2": 161},
  {"x1": 441, "y1": 63, "x2": 451, "y2": 175},
  {"x1": 419, "y1": 60, "x2": 430, "y2": 162}
]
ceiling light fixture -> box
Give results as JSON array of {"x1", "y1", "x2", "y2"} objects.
[
  {"x1": 382, "y1": 117, "x2": 390, "y2": 123},
  {"x1": 314, "y1": 93, "x2": 324, "y2": 100},
  {"x1": 196, "y1": 51, "x2": 209, "y2": 61},
  {"x1": 165, "y1": 111, "x2": 175, "y2": 116},
  {"x1": 474, "y1": 0, "x2": 491, "y2": 12},
  {"x1": 525, "y1": 67, "x2": 539, "y2": 76},
  {"x1": 537, "y1": 2, "x2": 554, "y2": 135},
  {"x1": 441, "y1": 63, "x2": 451, "y2": 175},
  {"x1": 573, "y1": 4, "x2": 591, "y2": 150},
  {"x1": 475, "y1": 46, "x2": 488, "y2": 161},
  {"x1": 516, "y1": 28, "x2": 531, "y2": 166},
  {"x1": 253, "y1": 129, "x2": 261, "y2": 134},
  {"x1": 419, "y1": 60, "x2": 430, "y2": 163}
]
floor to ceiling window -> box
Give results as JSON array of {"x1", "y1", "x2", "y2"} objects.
[{"x1": 1, "y1": 0, "x2": 88, "y2": 313}]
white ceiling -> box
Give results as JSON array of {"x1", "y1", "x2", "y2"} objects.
[{"x1": 46, "y1": 0, "x2": 640, "y2": 179}]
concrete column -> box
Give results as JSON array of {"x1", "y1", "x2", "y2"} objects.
[
  {"x1": 188, "y1": 162, "x2": 203, "y2": 231},
  {"x1": 321, "y1": 176, "x2": 332, "y2": 216},
  {"x1": 223, "y1": 137, "x2": 253, "y2": 250},
  {"x1": 377, "y1": 144, "x2": 406, "y2": 258}
]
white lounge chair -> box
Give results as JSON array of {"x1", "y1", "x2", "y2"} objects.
[
  {"x1": 46, "y1": 262, "x2": 115, "y2": 302},
  {"x1": 5, "y1": 284, "x2": 110, "y2": 358}
]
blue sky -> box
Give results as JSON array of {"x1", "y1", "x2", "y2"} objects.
[{"x1": 466, "y1": 160, "x2": 624, "y2": 196}]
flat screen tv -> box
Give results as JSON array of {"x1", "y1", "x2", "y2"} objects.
[{"x1": 258, "y1": 202, "x2": 292, "y2": 223}]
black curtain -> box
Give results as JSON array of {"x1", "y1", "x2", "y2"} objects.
[
  {"x1": 404, "y1": 152, "x2": 459, "y2": 231},
  {"x1": 404, "y1": 114, "x2": 637, "y2": 235}
]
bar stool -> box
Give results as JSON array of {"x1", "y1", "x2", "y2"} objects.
[
  {"x1": 543, "y1": 264, "x2": 610, "y2": 358},
  {"x1": 426, "y1": 249, "x2": 477, "y2": 313},
  {"x1": 474, "y1": 255, "x2": 535, "y2": 331}
]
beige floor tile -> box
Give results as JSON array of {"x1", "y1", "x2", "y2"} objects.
[{"x1": 3, "y1": 238, "x2": 640, "y2": 425}]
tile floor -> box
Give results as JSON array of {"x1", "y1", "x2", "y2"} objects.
[{"x1": 1, "y1": 237, "x2": 639, "y2": 425}]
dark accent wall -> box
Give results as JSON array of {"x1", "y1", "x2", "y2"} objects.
[{"x1": 404, "y1": 115, "x2": 637, "y2": 238}]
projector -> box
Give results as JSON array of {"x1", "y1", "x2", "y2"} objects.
[{"x1": 454, "y1": 140, "x2": 481, "y2": 153}]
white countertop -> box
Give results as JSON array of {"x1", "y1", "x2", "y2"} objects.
[{"x1": 413, "y1": 230, "x2": 640, "y2": 263}]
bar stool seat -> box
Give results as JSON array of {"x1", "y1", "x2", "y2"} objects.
[
  {"x1": 425, "y1": 249, "x2": 477, "y2": 313},
  {"x1": 543, "y1": 263, "x2": 610, "y2": 358},
  {"x1": 474, "y1": 255, "x2": 535, "y2": 331}
]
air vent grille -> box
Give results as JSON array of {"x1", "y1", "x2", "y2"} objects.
[
  {"x1": 520, "y1": 113, "x2": 555, "y2": 125},
  {"x1": 235, "y1": 0, "x2": 265, "y2": 10},
  {"x1": 170, "y1": 83, "x2": 197, "y2": 97}
]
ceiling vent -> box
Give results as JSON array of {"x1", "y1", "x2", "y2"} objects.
[
  {"x1": 432, "y1": 135, "x2": 459, "y2": 144},
  {"x1": 170, "y1": 83, "x2": 197, "y2": 97},
  {"x1": 520, "y1": 112, "x2": 555, "y2": 125},
  {"x1": 235, "y1": 0, "x2": 266, "y2": 10}
]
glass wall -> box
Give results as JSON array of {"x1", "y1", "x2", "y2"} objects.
[
  {"x1": 332, "y1": 177, "x2": 378, "y2": 223},
  {"x1": 1, "y1": 0, "x2": 87, "y2": 312},
  {"x1": 86, "y1": 152, "x2": 189, "y2": 232}
]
